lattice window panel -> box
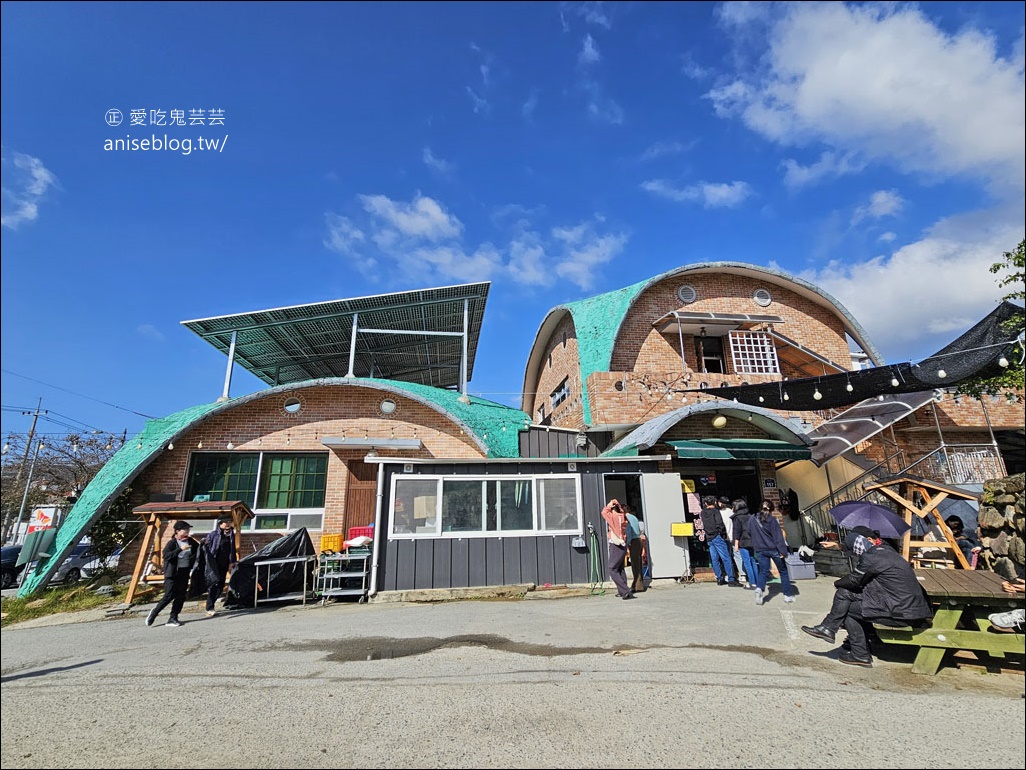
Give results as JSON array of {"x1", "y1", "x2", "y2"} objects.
[{"x1": 729, "y1": 331, "x2": 780, "y2": 374}]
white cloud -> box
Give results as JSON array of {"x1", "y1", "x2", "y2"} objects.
[
  {"x1": 561, "y1": 1, "x2": 613, "y2": 30},
  {"x1": 781, "y1": 150, "x2": 865, "y2": 189},
  {"x1": 423, "y1": 147, "x2": 454, "y2": 175},
  {"x1": 1, "y1": 150, "x2": 58, "y2": 230},
  {"x1": 137, "y1": 324, "x2": 164, "y2": 342},
  {"x1": 707, "y1": 3, "x2": 1026, "y2": 196},
  {"x1": 579, "y1": 33, "x2": 600, "y2": 66},
  {"x1": 640, "y1": 141, "x2": 691, "y2": 162},
  {"x1": 878, "y1": 231, "x2": 897, "y2": 243},
  {"x1": 359, "y1": 193, "x2": 463, "y2": 241},
  {"x1": 641, "y1": 179, "x2": 753, "y2": 208},
  {"x1": 581, "y1": 79, "x2": 623, "y2": 125},
  {"x1": 552, "y1": 223, "x2": 628, "y2": 291},
  {"x1": 798, "y1": 205, "x2": 1024, "y2": 361},
  {"x1": 680, "y1": 53, "x2": 710, "y2": 81},
  {"x1": 851, "y1": 189, "x2": 905, "y2": 226},
  {"x1": 325, "y1": 194, "x2": 627, "y2": 290},
  {"x1": 466, "y1": 86, "x2": 489, "y2": 115},
  {"x1": 522, "y1": 89, "x2": 539, "y2": 120}
]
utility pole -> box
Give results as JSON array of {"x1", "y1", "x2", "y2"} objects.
[{"x1": 3, "y1": 398, "x2": 45, "y2": 543}]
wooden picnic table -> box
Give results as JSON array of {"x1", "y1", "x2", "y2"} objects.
[{"x1": 872, "y1": 569, "x2": 1024, "y2": 675}]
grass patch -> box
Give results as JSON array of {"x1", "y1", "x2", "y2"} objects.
[{"x1": 0, "y1": 583, "x2": 132, "y2": 627}]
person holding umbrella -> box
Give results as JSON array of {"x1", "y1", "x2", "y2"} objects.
[{"x1": 801, "y1": 526, "x2": 931, "y2": 668}]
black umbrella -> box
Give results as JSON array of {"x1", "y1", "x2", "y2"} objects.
[{"x1": 828, "y1": 500, "x2": 910, "y2": 539}]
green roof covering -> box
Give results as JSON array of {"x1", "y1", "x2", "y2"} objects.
[
  {"x1": 668, "y1": 439, "x2": 812, "y2": 461},
  {"x1": 561, "y1": 279, "x2": 648, "y2": 424},
  {"x1": 18, "y1": 401, "x2": 224, "y2": 596}
]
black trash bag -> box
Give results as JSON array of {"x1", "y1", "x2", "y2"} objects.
[{"x1": 223, "y1": 528, "x2": 316, "y2": 609}]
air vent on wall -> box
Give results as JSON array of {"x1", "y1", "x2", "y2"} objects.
[
  {"x1": 677, "y1": 285, "x2": 697, "y2": 304},
  {"x1": 753, "y1": 288, "x2": 772, "y2": 307}
]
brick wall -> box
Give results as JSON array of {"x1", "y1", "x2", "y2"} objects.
[{"x1": 129, "y1": 384, "x2": 487, "y2": 555}]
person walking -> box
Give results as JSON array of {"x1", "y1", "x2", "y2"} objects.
[
  {"x1": 801, "y1": 526, "x2": 931, "y2": 667},
  {"x1": 731, "y1": 497, "x2": 759, "y2": 589},
  {"x1": 718, "y1": 496, "x2": 746, "y2": 584},
  {"x1": 624, "y1": 505, "x2": 647, "y2": 593},
  {"x1": 600, "y1": 499, "x2": 634, "y2": 599},
  {"x1": 748, "y1": 503, "x2": 795, "y2": 605},
  {"x1": 146, "y1": 520, "x2": 200, "y2": 628},
  {"x1": 199, "y1": 515, "x2": 237, "y2": 616},
  {"x1": 699, "y1": 495, "x2": 740, "y2": 586}
]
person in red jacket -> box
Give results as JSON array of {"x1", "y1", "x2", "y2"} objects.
[{"x1": 600, "y1": 499, "x2": 633, "y2": 599}]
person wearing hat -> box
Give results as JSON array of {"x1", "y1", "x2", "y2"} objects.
[
  {"x1": 801, "y1": 526, "x2": 931, "y2": 667},
  {"x1": 146, "y1": 520, "x2": 200, "y2": 628}
]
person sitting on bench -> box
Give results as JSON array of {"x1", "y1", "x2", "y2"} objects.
[{"x1": 801, "y1": 526, "x2": 931, "y2": 668}]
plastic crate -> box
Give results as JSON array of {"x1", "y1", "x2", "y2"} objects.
[
  {"x1": 785, "y1": 554, "x2": 816, "y2": 580},
  {"x1": 320, "y1": 534, "x2": 344, "y2": 552},
  {"x1": 347, "y1": 525, "x2": 375, "y2": 541}
]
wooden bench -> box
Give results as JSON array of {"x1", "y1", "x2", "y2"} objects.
[{"x1": 870, "y1": 570, "x2": 1025, "y2": 675}]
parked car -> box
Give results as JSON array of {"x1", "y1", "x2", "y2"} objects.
[
  {"x1": 2, "y1": 545, "x2": 25, "y2": 589},
  {"x1": 49, "y1": 543, "x2": 123, "y2": 585}
]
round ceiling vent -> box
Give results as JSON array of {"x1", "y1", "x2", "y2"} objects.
[
  {"x1": 753, "y1": 288, "x2": 772, "y2": 307},
  {"x1": 676, "y1": 284, "x2": 697, "y2": 304}
]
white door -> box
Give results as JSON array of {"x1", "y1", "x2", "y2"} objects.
[{"x1": 641, "y1": 472, "x2": 690, "y2": 579}]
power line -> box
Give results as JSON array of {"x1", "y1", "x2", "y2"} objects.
[{"x1": 0, "y1": 369, "x2": 157, "y2": 419}]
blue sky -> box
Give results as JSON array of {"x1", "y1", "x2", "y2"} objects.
[{"x1": 2, "y1": 1, "x2": 1024, "y2": 444}]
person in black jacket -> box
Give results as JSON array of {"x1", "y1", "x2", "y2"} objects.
[
  {"x1": 199, "y1": 516, "x2": 237, "y2": 616},
  {"x1": 801, "y1": 526, "x2": 931, "y2": 667},
  {"x1": 731, "y1": 498, "x2": 759, "y2": 589},
  {"x1": 698, "y1": 495, "x2": 740, "y2": 587},
  {"x1": 146, "y1": 520, "x2": 200, "y2": 628}
]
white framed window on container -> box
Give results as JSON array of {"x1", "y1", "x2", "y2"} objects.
[
  {"x1": 183, "y1": 451, "x2": 328, "y2": 531},
  {"x1": 389, "y1": 474, "x2": 582, "y2": 539}
]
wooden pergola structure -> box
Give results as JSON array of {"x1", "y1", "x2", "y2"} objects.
[
  {"x1": 864, "y1": 475, "x2": 979, "y2": 570},
  {"x1": 125, "y1": 500, "x2": 253, "y2": 604}
]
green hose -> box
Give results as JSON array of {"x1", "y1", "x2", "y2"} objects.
[{"x1": 588, "y1": 526, "x2": 606, "y2": 595}]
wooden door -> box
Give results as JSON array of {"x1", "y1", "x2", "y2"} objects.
[{"x1": 344, "y1": 460, "x2": 377, "y2": 532}]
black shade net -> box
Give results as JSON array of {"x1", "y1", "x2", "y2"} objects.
[{"x1": 685, "y1": 301, "x2": 1023, "y2": 411}]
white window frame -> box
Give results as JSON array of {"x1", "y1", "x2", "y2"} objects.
[
  {"x1": 729, "y1": 330, "x2": 780, "y2": 375},
  {"x1": 388, "y1": 473, "x2": 583, "y2": 539}
]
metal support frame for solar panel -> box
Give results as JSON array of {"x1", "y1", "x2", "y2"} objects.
[{"x1": 181, "y1": 283, "x2": 490, "y2": 397}]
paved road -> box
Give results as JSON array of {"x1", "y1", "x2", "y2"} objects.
[{"x1": 2, "y1": 576, "x2": 1023, "y2": 769}]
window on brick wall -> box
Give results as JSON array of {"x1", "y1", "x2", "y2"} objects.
[
  {"x1": 184, "y1": 451, "x2": 328, "y2": 531},
  {"x1": 551, "y1": 377, "x2": 570, "y2": 409},
  {"x1": 389, "y1": 474, "x2": 580, "y2": 538},
  {"x1": 729, "y1": 330, "x2": 780, "y2": 375}
]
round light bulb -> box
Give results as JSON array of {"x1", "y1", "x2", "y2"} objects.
[
  {"x1": 813, "y1": 389, "x2": 822, "y2": 401},
  {"x1": 890, "y1": 377, "x2": 899, "y2": 387},
  {"x1": 783, "y1": 392, "x2": 790, "y2": 401},
  {"x1": 712, "y1": 415, "x2": 727, "y2": 429},
  {"x1": 758, "y1": 396, "x2": 764, "y2": 403},
  {"x1": 998, "y1": 356, "x2": 1009, "y2": 368},
  {"x1": 846, "y1": 382, "x2": 853, "y2": 392},
  {"x1": 937, "y1": 369, "x2": 947, "y2": 379}
]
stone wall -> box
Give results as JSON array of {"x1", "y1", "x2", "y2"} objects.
[{"x1": 977, "y1": 472, "x2": 1025, "y2": 580}]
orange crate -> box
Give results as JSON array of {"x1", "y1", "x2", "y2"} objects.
[{"x1": 320, "y1": 534, "x2": 344, "y2": 552}]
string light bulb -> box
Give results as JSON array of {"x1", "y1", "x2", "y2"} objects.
[
  {"x1": 846, "y1": 382, "x2": 854, "y2": 393},
  {"x1": 167, "y1": 442, "x2": 174, "y2": 451},
  {"x1": 813, "y1": 388, "x2": 822, "y2": 401},
  {"x1": 226, "y1": 441, "x2": 235, "y2": 450},
  {"x1": 998, "y1": 356, "x2": 1009, "y2": 367},
  {"x1": 937, "y1": 369, "x2": 947, "y2": 379},
  {"x1": 783, "y1": 392, "x2": 790, "y2": 402},
  {"x1": 890, "y1": 376, "x2": 900, "y2": 387}
]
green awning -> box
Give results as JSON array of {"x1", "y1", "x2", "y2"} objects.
[{"x1": 668, "y1": 439, "x2": 812, "y2": 461}]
